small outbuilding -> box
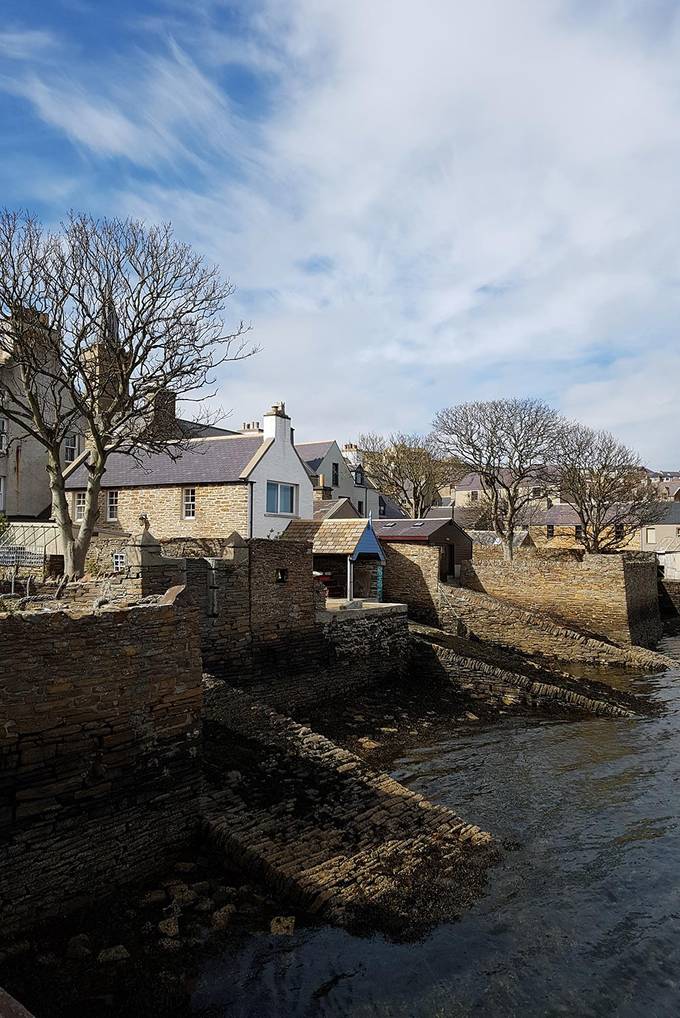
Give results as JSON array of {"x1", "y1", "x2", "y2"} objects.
[
  {"x1": 373, "y1": 517, "x2": 473, "y2": 624},
  {"x1": 282, "y1": 518, "x2": 385, "y2": 601}
]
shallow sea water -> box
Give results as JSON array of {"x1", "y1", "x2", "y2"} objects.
[{"x1": 191, "y1": 633, "x2": 680, "y2": 1017}]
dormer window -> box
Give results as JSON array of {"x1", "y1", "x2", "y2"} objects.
[
  {"x1": 355, "y1": 466, "x2": 364, "y2": 486},
  {"x1": 0, "y1": 417, "x2": 6, "y2": 454}
]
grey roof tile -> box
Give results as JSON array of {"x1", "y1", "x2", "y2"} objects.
[{"x1": 64, "y1": 436, "x2": 264, "y2": 489}]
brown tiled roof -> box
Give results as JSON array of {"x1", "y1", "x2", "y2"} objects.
[
  {"x1": 313, "y1": 497, "x2": 359, "y2": 521},
  {"x1": 282, "y1": 518, "x2": 369, "y2": 555}
]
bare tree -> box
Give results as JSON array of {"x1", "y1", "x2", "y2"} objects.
[
  {"x1": 357, "y1": 432, "x2": 454, "y2": 518},
  {"x1": 0, "y1": 210, "x2": 256, "y2": 577},
  {"x1": 433, "y1": 398, "x2": 561, "y2": 559},
  {"x1": 557, "y1": 423, "x2": 664, "y2": 552}
]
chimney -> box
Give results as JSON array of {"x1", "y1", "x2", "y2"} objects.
[
  {"x1": 240, "y1": 420, "x2": 263, "y2": 435},
  {"x1": 263, "y1": 401, "x2": 291, "y2": 444},
  {"x1": 313, "y1": 473, "x2": 332, "y2": 501},
  {"x1": 152, "y1": 388, "x2": 177, "y2": 434},
  {"x1": 342, "y1": 442, "x2": 361, "y2": 470}
]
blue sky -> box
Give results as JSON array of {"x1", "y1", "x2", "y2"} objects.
[{"x1": 2, "y1": 0, "x2": 680, "y2": 464}]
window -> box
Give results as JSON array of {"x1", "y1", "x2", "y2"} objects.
[
  {"x1": 332, "y1": 462, "x2": 339, "y2": 486},
  {"x1": 74, "y1": 491, "x2": 86, "y2": 521},
  {"x1": 358, "y1": 500, "x2": 364, "y2": 515},
  {"x1": 112, "y1": 552, "x2": 126, "y2": 573},
  {"x1": 470, "y1": 490, "x2": 479, "y2": 503},
  {"x1": 546, "y1": 524, "x2": 555, "y2": 538},
  {"x1": 646, "y1": 527, "x2": 657, "y2": 545},
  {"x1": 532, "y1": 487, "x2": 543, "y2": 498},
  {"x1": 183, "y1": 487, "x2": 196, "y2": 519},
  {"x1": 266, "y1": 481, "x2": 296, "y2": 515},
  {"x1": 64, "y1": 433, "x2": 78, "y2": 464},
  {"x1": 0, "y1": 475, "x2": 4, "y2": 512},
  {"x1": 0, "y1": 417, "x2": 6, "y2": 453},
  {"x1": 107, "y1": 489, "x2": 119, "y2": 521},
  {"x1": 615, "y1": 523, "x2": 625, "y2": 541},
  {"x1": 575, "y1": 525, "x2": 583, "y2": 539},
  {"x1": 276, "y1": 568, "x2": 288, "y2": 583},
  {"x1": 676, "y1": 527, "x2": 680, "y2": 539},
  {"x1": 355, "y1": 466, "x2": 364, "y2": 486}
]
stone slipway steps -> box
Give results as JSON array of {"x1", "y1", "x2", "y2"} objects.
[
  {"x1": 201, "y1": 679, "x2": 495, "y2": 935},
  {"x1": 411, "y1": 626, "x2": 642, "y2": 718},
  {"x1": 440, "y1": 586, "x2": 675, "y2": 672}
]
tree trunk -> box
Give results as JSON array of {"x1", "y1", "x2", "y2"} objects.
[{"x1": 502, "y1": 538, "x2": 514, "y2": 562}]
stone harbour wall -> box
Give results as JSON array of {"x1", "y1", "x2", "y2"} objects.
[
  {"x1": 659, "y1": 580, "x2": 680, "y2": 617},
  {"x1": 439, "y1": 586, "x2": 673, "y2": 671},
  {"x1": 460, "y1": 547, "x2": 663, "y2": 648},
  {"x1": 202, "y1": 682, "x2": 494, "y2": 935},
  {"x1": 243, "y1": 605, "x2": 410, "y2": 713},
  {"x1": 0, "y1": 593, "x2": 203, "y2": 935},
  {"x1": 411, "y1": 632, "x2": 640, "y2": 719}
]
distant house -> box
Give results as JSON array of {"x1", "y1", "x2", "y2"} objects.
[
  {"x1": 295, "y1": 439, "x2": 407, "y2": 519},
  {"x1": 453, "y1": 469, "x2": 562, "y2": 509},
  {"x1": 637, "y1": 502, "x2": 680, "y2": 554},
  {"x1": 65, "y1": 402, "x2": 313, "y2": 542}
]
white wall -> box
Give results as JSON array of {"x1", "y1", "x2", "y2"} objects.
[
  {"x1": 249, "y1": 409, "x2": 313, "y2": 537},
  {"x1": 315, "y1": 442, "x2": 380, "y2": 517}
]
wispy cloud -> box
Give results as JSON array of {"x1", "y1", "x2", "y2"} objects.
[{"x1": 2, "y1": 0, "x2": 680, "y2": 461}]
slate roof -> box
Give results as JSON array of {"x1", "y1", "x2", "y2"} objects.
[
  {"x1": 64, "y1": 436, "x2": 266, "y2": 489},
  {"x1": 296, "y1": 441, "x2": 334, "y2": 473},
  {"x1": 176, "y1": 418, "x2": 239, "y2": 438},
  {"x1": 453, "y1": 506, "x2": 491, "y2": 530},
  {"x1": 373, "y1": 518, "x2": 463, "y2": 542},
  {"x1": 455, "y1": 466, "x2": 561, "y2": 491},
  {"x1": 282, "y1": 518, "x2": 371, "y2": 555}
]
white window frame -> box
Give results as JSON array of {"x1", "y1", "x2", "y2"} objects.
[
  {"x1": 64, "y1": 433, "x2": 78, "y2": 464},
  {"x1": 182, "y1": 487, "x2": 196, "y2": 520},
  {"x1": 265, "y1": 481, "x2": 297, "y2": 516},
  {"x1": 0, "y1": 475, "x2": 5, "y2": 513},
  {"x1": 470, "y1": 490, "x2": 479, "y2": 503},
  {"x1": 107, "y1": 489, "x2": 119, "y2": 522},
  {"x1": 0, "y1": 417, "x2": 7, "y2": 454},
  {"x1": 74, "y1": 491, "x2": 86, "y2": 521},
  {"x1": 112, "y1": 551, "x2": 126, "y2": 572},
  {"x1": 646, "y1": 527, "x2": 657, "y2": 545}
]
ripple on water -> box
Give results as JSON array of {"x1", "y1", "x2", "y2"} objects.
[{"x1": 191, "y1": 660, "x2": 680, "y2": 1017}]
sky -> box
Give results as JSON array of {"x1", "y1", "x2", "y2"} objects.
[{"x1": 1, "y1": 0, "x2": 680, "y2": 465}]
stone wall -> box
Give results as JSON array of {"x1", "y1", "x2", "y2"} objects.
[
  {"x1": 438, "y1": 586, "x2": 673, "y2": 671},
  {"x1": 660, "y1": 580, "x2": 680, "y2": 617},
  {"x1": 382, "y1": 543, "x2": 441, "y2": 624},
  {"x1": 243, "y1": 605, "x2": 409, "y2": 712},
  {"x1": 70, "y1": 482, "x2": 250, "y2": 541},
  {"x1": 202, "y1": 682, "x2": 493, "y2": 935},
  {"x1": 0, "y1": 592, "x2": 203, "y2": 935},
  {"x1": 460, "y1": 547, "x2": 662, "y2": 647}
]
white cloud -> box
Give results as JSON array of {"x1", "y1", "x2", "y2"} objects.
[{"x1": 5, "y1": 0, "x2": 680, "y2": 462}]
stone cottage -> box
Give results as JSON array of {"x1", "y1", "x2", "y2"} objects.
[{"x1": 64, "y1": 402, "x2": 313, "y2": 545}]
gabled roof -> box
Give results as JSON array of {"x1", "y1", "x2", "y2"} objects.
[
  {"x1": 296, "y1": 441, "x2": 335, "y2": 473},
  {"x1": 282, "y1": 518, "x2": 383, "y2": 559},
  {"x1": 378, "y1": 494, "x2": 408, "y2": 519},
  {"x1": 64, "y1": 435, "x2": 267, "y2": 489},
  {"x1": 373, "y1": 518, "x2": 467, "y2": 543},
  {"x1": 313, "y1": 497, "x2": 359, "y2": 521},
  {"x1": 176, "y1": 418, "x2": 239, "y2": 438},
  {"x1": 455, "y1": 466, "x2": 561, "y2": 491}
]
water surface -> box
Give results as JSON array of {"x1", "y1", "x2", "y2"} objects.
[{"x1": 191, "y1": 633, "x2": 680, "y2": 1017}]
